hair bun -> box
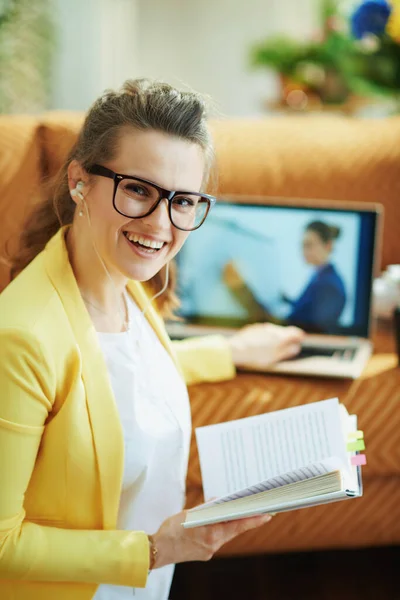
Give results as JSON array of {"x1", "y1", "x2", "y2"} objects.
[
  {"x1": 306, "y1": 220, "x2": 341, "y2": 243},
  {"x1": 121, "y1": 78, "x2": 149, "y2": 96},
  {"x1": 329, "y1": 225, "x2": 341, "y2": 240}
]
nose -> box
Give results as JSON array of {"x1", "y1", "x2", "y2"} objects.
[{"x1": 141, "y1": 197, "x2": 170, "y2": 230}]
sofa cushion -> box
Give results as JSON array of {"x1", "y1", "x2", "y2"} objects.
[
  {"x1": 0, "y1": 115, "x2": 44, "y2": 291},
  {"x1": 39, "y1": 111, "x2": 84, "y2": 178}
]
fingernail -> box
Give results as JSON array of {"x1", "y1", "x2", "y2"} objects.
[
  {"x1": 261, "y1": 514, "x2": 272, "y2": 522},
  {"x1": 269, "y1": 513, "x2": 277, "y2": 517},
  {"x1": 289, "y1": 344, "x2": 301, "y2": 356}
]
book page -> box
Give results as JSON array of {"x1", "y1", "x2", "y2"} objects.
[
  {"x1": 190, "y1": 457, "x2": 344, "y2": 511},
  {"x1": 196, "y1": 398, "x2": 348, "y2": 501}
]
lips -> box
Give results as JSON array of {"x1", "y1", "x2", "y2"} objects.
[
  {"x1": 123, "y1": 231, "x2": 166, "y2": 251},
  {"x1": 122, "y1": 231, "x2": 169, "y2": 258}
]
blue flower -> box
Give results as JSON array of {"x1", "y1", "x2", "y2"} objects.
[{"x1": 351, "y1": 0, "x2": 392, "y2": 39}]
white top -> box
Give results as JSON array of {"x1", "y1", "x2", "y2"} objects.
[{"x1": 93, "y1": 296, "x2": 191, "y2": 600}]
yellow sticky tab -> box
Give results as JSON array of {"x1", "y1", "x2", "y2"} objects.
[
  {"x1": 347, "y1": 430, "x2": 364, "y2": 441},
  {"x1": 347, "y1": 440, "x2": 365, "y2": 452}
]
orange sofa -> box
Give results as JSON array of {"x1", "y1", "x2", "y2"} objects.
[{"x1": 1, "y1": 112, "x2": 399, "y2": 557}]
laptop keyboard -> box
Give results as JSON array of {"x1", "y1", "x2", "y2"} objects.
[{"x1": 289, "y1": 345, "x2": 358, "y2": 362}]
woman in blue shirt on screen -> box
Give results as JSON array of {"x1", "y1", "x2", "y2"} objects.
[{"x1": 283, "y1": 220, "x2": 346, "y2": 332}]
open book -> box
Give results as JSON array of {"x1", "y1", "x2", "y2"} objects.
[{"x1": 183, "y1": 398, "x2": 365, "y2": 528}]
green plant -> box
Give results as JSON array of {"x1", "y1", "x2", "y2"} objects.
[
  {"x1": 250, "y1": 2, "x2": 357, "y2": 104},
  {"x1": 251, "y1": 36, "x2": 310, "y2": 77},
  {"x1": 251, "y1": 0, "x2": 400, "y2": 107},
  {"x1": 0, "y1": 0, "x2": 55, "y2": 113}
]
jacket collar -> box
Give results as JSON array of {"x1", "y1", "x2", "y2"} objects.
[{"x1": 44, "y1": 227, "x2": 179, "y2": 529}]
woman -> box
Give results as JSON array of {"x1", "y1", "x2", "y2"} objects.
[
  {"x1": 0, "y1": 79, "x2": 303, "y2": 600},
  {"x1": 283, "y1": 220, "x2": 346, "y2": 332}
]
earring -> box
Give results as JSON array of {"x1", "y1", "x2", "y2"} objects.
[{"x1": 78, "y1": 202, "x2": 84, "y2": 217}]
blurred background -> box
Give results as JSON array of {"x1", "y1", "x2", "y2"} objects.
[{"x1": 2, "y1": 0, "x2": 400, "y2": 117}]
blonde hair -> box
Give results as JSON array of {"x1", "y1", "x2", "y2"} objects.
[{"x1": 10, "y1": 78, "x2": 215, "y2": 317}]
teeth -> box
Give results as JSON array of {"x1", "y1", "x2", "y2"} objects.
[{"x1": 126, "y1": 233, "x2": 164, "y2": 249}]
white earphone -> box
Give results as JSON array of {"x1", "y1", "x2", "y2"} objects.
[{"x1": 71, "y1": 181, "x2": 85, "y2": 200}]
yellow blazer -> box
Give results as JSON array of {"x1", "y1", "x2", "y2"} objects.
[{"x1": 0, "y1": 228, "x2": 235, "y2": 600}]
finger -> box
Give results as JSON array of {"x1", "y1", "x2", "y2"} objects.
[
  {"x1": 279, "y1": 330, "x2": 305, "y2": 350},
  {"x1": 222, "y1": 513, "x2": 272, "y2": 537},
  {"x1": 251, "y1": 322, "x2": 275, "y2": 333},
  {"x1": 237, "y1": 514, "x2": 272, "y2": 529},
  {"x1": 276, "y1": 343, "x2": 302, "y2": 362},
  {"x1": 284, "y1": 326, "x2": 306, "y2": 341}
]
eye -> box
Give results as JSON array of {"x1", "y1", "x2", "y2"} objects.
[
  {"x1": 124, "y1": 182, "x2": 150, "y2": 197},
  {"x1": 173, "y1": 196, "x2": 196, "y2": 209}
]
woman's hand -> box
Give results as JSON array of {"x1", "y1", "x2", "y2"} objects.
[
  {"x1": 228, "y1": 323, "x2": 305, "y2": 369},
  {"x1": 151, "y1": 511, "x2": 272, "y2": 568}
]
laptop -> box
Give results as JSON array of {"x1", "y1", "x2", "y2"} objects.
[{"x1": 167, "y1": 196, "x2": 382, "y2": 379}]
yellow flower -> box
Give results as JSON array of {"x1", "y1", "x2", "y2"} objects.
[{"x1": 386, "y1": 0, "x2": 400, "y2": 41}]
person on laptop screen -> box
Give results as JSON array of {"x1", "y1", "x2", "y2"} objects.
[
  {"x1": 283, "y1": 220, "x2": 346, "y2": 332},
  {"x1": 222, "y1": 220, "x2": 346, "y2": 333}
]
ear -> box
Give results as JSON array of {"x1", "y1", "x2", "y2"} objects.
[
  {"x1": 326, "y1": 240, "x2": 333, "y2": 253},
  {"x1": 68, "y1": 160, "x2": 88, "y2": 205}
]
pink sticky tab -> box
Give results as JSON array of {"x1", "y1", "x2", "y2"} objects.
[{"x1": 351, "y1": 454, "x2": 367, "y2": 466}]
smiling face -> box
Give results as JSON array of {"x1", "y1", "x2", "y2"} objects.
[{"x1": 69, "y1": 128, "x2": 206, "y2": 284}]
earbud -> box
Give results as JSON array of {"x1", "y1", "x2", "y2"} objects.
[
  {"x1": 70, "y1": 181, "x2": 86, "y2": 217},
  {"x1": 71, "y1": 181, "x2": 85, "y2": 200}
]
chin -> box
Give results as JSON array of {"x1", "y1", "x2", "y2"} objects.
[
  {"x1": 116, "y1": 235, "x2": 174, "y2": 282},
  {"x1": 123, "y1": 261, "x2": 166, "y2": 283}
]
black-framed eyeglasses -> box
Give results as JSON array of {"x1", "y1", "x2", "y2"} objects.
[{"x1": 86, "y1": 164, "x2": 216, "y2": 232}]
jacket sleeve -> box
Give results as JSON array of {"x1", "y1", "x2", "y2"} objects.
[
  {"x1": 313, "y1": 283, "x2": 346, "y2": 327},
  {"x1": 172, "y1": 334, "x2": 236, "y2": 386},
  {"x1": 0, "y1": 327, "x2": 149, "y2": 588}
]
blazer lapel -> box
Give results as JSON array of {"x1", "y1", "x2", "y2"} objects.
[{"x1": 44, "y1": 228, "x2": 124, "y2": 530}]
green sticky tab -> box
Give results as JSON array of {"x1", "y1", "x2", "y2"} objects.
[
  {"x1": 347, "y1": 430, "x2": 364, "y2": 441},
  {"x1": 347, "y1": 440, "x2": 365, "y2": 452}
]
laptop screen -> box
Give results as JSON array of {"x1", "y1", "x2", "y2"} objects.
[{"x1": 175, "y1": 200, "x2": 379, "y2": 337}]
